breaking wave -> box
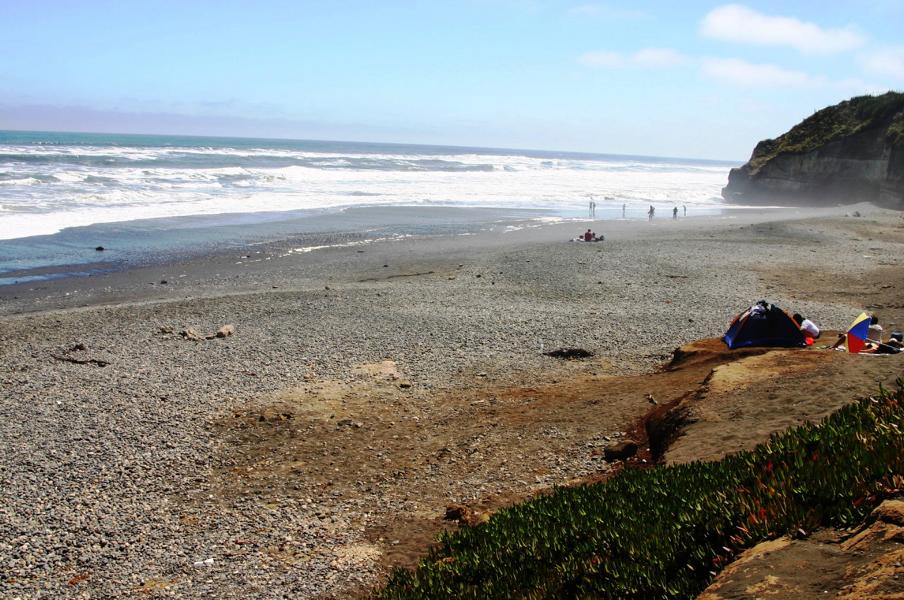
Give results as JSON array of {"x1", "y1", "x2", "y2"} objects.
[{"x1": 0, "y1": 132, "x2": 737, "y2": 240}]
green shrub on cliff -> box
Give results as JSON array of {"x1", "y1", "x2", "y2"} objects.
[
  {"x1": 376, "y1": 380, "x2": 904, "y2": 599},
  {"x1": 749, "y1": 91, "x2": 904, "y2": 172},
  {"x1": 888, "y1": 110, "x2": 904, "y2": 146}
]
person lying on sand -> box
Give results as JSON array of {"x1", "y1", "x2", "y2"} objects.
[{"x1": 830, "y1": 332, "x2": 902, "y2": 354}]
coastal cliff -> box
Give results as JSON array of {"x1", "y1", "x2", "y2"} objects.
[{"x1": 723, "y1": 92, "x2": 904, "y2": 209}]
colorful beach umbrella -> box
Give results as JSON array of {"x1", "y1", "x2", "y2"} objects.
[{"x1": 845, "y1": 312, "x2": 871, "y2": 353}]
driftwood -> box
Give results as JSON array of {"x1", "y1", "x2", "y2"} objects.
[
  {"x1": 50, "y1": 354, "x2": 109, "y2": 367},
  {"x1": 543, "y1": 347, "x2": 594, "y2": 360}
]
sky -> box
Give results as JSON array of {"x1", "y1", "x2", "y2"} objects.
[{"x1": 1, "y1": 0, "x2": 902, "y2": 160}]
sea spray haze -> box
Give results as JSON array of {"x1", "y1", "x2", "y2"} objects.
[{"x1": 0, "y1": 131, "x2": 736, "y2": 241}]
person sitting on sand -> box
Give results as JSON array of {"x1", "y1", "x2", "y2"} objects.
[
  {"x1": 868, "y1": 314, "x2": 883, "y2": 342},
  {"x1": 584, "y1": 229, "x2": 594, "y2": 242},
  {"x1": 888, "y1": 331, "x2": 903, "y2": 349},
  {"x1": 792, "y1": 313, "x2": 820, "y2": 340}
]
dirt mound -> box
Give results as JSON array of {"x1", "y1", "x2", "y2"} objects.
[
  {"x1": 700, "y1": 497, "x2": 904, "y2": 599},
  {"x1": 666, "y1": 337, "x2": 771, "y2": 371},
  {"x1": 664, "y1": 347, "x2": 901, "y2": 465},
  {"x1": 213, "y1": 341, "x2": 903, "y2": 585}
]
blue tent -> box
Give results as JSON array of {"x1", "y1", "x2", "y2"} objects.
[{"x1": 723, "y1": 301, "x2": 806, "y2": 349}]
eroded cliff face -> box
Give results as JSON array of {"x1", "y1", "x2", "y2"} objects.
[{"x1": 723, "y1": 95, "x2": 904, "y2": 210}]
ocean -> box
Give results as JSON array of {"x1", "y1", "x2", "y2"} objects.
[
  {"x1": 0, "y1": 131, "x2": 739, "y2": 285},
  {"x1": 0, "y1": 131, "x2": 737, "y2": 241}
]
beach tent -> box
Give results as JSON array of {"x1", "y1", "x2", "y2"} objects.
[{"x1": 723, "y1": 301, "x2": 806, "y2": 349}]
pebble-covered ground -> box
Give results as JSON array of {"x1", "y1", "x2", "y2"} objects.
[{"x1": 1, "y1": 207, "x2": 901, "y2": 598}]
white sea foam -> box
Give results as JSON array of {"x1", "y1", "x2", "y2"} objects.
[
  {"x1": 0, "y1": 142, "x2": 735, "y2": 240},
  {"x1": 0, "y1": 177, "x2": 42, "y2": 186}
]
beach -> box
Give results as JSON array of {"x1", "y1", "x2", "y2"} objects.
[{"x1": 1, "y1": 204, "x2": 903, "y2": 598}]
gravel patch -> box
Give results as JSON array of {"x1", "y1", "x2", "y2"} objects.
[{"x1": 1, "y1": 207, "x2": 901, "y2": 598}]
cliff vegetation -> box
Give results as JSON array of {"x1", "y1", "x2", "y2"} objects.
[{"x1": 749, "y1": 92, "x2": 904, "y2": 173}]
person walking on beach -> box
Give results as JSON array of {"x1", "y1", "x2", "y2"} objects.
[
  {"x1": 673, "y1": 206, "x2": 678, "y2": 220},
  {"x1": 648, "y1": 205, "x2": 655, "y2": 222},
  {"x1": 683, "y1": 205, "x2": 686, "y2": 217},
  {"x1": 622, "y1": 203, "x2": 626, "y2": 218}
]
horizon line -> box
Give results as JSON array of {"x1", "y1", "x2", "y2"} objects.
[{"x1": 0, "y1": 127, "x2": 745, "y2": 165}]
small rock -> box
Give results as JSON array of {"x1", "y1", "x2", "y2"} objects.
[
  {"x1": 159, "y1": 280, "x2": 168, "y2": 285},
  {"x1": 444, "y1": 504, "x2": 488, "y2": 527},
  {"x1": 215, "y1": 324, "x2": 235, "y2": 338},
  {"x1": 398, "y1": 381, "x2": 412, "y2": 389},
  {"x1": 872, "y1": 499, "x2": 904, "y2": 525},
  {"x1": 95, "y1": 246, "x2": 105, "y2": 251},
  {"x1": 180, "y1": 328, "x2": 204, "y2": 342},
  {"x1": 604, "y1": 441, "x2": 638, "y2": 461},
  {"x1": 192, "y1": 558, "x2": 214, "y2": 568}
]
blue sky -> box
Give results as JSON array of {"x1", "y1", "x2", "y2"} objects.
[{"x1": 1, "y1": 1, "x2": 902, "y2": 160}]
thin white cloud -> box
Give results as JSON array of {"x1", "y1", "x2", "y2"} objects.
[
  {"x1": 701, "y1": 57, "x2": 824, "y2": 87},
  {"x1": 578, "y1": 48, "x2": 688, "y2": 68},
  {"x1": 862, "y1": 46, "x2": 904, "y2": 79},
  {"x1": 700, "y1": 4, "x2": 865, "y2": 54}
]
